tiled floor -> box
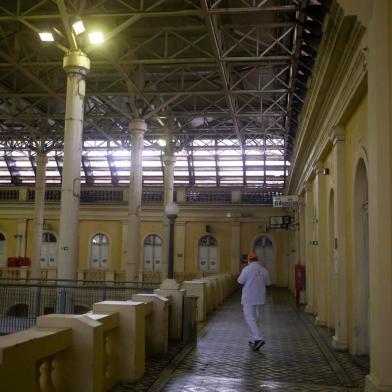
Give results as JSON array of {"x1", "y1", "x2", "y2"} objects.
[{"x1": 111, "y1": 289, "x2": 367, "y2": 392}]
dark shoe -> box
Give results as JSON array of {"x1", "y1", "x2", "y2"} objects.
[
  {"x1": 253, "y1": 340, "x2": 265, "y2": 350},
  {"x1": 248, "y1": 340, "x2": 255, "y2": 348}
]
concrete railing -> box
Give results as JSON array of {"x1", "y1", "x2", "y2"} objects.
[
  {"x1": 0, "y1": 297, "x2": 169, "y2": 392},
  {"x1": 182, "y1": 272, "x2": 237, "y2": 322},
  {"x1": 0, "y1": 272, "x2": 237, "y2": 391}
]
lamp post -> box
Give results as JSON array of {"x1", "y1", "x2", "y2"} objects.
[{"x1": 165, "y1": 202, "x2": 179, "y2": 280}]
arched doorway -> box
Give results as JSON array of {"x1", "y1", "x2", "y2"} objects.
[
  {"x1": 0, "y1": 232, "x2": 6, "y2": 267},
  {"x1": 40, "y1": 232, "x2": 57, "y2": 268},
  {"x1": 328, "y1": 190, "x2": 336, "y2": 329},
  {"x1": 198, "y1": 235, "x2": 219, "y2": 273},
  {"x1": 143, "y1": 234, "x2": 163, "y2": 272},
  {"x1": 254, "y1": 236, "x2": 276, "y2": 284},
  {"x1": 90, "y1": 233, "x2": 110, "y2": 269},
  {"x1": 353, "y1": 159, "x2": 369, "y2": 356}
]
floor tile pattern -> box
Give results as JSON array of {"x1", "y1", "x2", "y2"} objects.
[{"x1": 111, "y1": 289, "x2": 366, "y2": 391}]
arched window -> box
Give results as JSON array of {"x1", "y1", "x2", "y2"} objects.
[
  {"x1": 198, "y1": 235, "x2": 218, "y2": 273},
  {"x1": 0, "y1": 232, "x2": 6, "y2": 267},
  {"x1": 143, "y1": 235, "x2": 162, "y2": 272},
  {"x1": 90, "y1": 233, "x2": 110, "y2": 269},
  {"x1": 40, "y1": 232, "x2": 57, "y2": 268}
]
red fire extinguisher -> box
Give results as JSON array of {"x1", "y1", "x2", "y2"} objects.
[{"x1": 295, "y1": 262, "x2": 305, "y2": 306}]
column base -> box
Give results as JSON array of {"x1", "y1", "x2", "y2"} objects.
[
  {"x1": 315, "y1": 317, "x2": 326, "y2": 326},
  {"x1": 332, "y1": 335, "x2": 348, "y2": 351},
  {"x1": 366, "y1": 374, "x2": 392, "y2": 392},
  {"x1": 160, "y1": 278, "x2": 180, "y2": 290},
  {"x1": 305, "y1": 303, "x2": 313, "y2": 314}
]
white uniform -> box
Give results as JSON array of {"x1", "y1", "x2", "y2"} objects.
[{"x1": 237, "y1": 261, "x2": 271, "y2": 342}]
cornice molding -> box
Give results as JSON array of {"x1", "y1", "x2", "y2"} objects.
[
  {"x1": 313, "y1": 161, "x2": 325, "y2": 175},
  {"x1": 288, "y1": 4, "x2": 366, "y2": 195},
  {"x1": 329, "y1": 125, "x2": 345, "y2": 145}
]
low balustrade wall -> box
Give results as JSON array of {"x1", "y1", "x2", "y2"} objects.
[{"x1": 0, "y1": 273, "x2": 238, "y2": 391}]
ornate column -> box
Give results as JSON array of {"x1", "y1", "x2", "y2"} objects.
[
  {"x1": 31, "y1": 153, "x2": 48, "y2": 280},
  {"x1": 126, "y1": 119, "x2": 147, "y2": 281},
  {"x1": 366, "y1": 2, "x2": 392, "y2": 389},
  {"x1": 162, "y1": 147, "x2": 176, "y2": 280},
  {"x1": 329, "y1": 125, "x2": 348, "y2": 350},
  {"x1": 304, "y1": 182, "x2": 314, "y2": 313},
  {"x1": 313, "y1": 161, "x2": 327, "y2": 326},
  {"x1": 57, "y1": 52, "x2": 90, "y2": 281}
]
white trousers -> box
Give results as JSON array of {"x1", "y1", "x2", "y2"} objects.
[{"x1": 243, "y1": 304, "x2": 264, "y2": 342}]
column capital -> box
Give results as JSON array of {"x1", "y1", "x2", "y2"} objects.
[
  {"x1": 36, "y1": 153, "x2": 48, "y2": 164},
  {"x1": 129, "y1": 119, "x2": 147, "y2": 134},
  {"x1": 303, "y1": 182, "x2": 313, "y2": 193},
  {"x1": 163, "y1": 152, "x2": 176, "y2": 166},
  {"x1": 313, "y1": 161, "x2": 324, "y2": 175},
  {"x1": 63, "y1": 51, "x2": 90, "y2": 75},
  {"x1": 329, "y1": 125, "x2": 345, "y2": 145}
]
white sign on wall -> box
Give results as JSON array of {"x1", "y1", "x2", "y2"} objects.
[{"x1": 273, "y1": 195, "x2": 299, "y2": 208}]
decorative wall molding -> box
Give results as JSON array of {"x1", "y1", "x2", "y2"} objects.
[{"x1": 288, "y1": 2, "x2": 367, "y2": 195}]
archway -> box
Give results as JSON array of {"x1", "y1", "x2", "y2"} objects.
[
  {"x1": 253, "y1": 236, "x2": 276, "y2": 284},
  {"x1": 328, "y1": 189, "x2": 336, "y2": 329},
  {"x1": 353, "y1": 158, "x2": 369, "y2": 356},
  {"x1": 40, "y1": 232, "x2": 57, "y2": 268},
  {"x1": 198, "y1": 235, "x2": 219, "y2": 273},
  {"x1": 90, "y1": 233, "x2": 110, "y2": 270},
  {"x1": 143, "y1": 234, "x2": 163, "y2": 272}
]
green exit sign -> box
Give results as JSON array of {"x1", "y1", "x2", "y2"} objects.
[
  {"x1": 61, "y1": 246, "x2": 69, "y2": 251},
  {"x1": 309, "y1": 240, "x2": 319, "y2": 246}
]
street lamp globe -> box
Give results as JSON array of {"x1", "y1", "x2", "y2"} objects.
[{"x1": 165, "y1": 202, "x2": 179, "y2": 219}]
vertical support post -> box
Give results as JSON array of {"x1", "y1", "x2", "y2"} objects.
[
  {"x1": 126, "y1": 119, "x2": 147, "y2": 281},
  {"x1": 304, "y1": 182, "x2": 314, "y2": 313},
  {"x1": 366, "y1": 2, "x2": 392, "y2": 390},
  {"x1": 57, "y1": 51, "x2": 90, "y2": 281},
  {"x1": 168, "y1": 216, "x2": 175, "y2": 279},
  {"x1": 330, "y1": 126, "x2": 347, "y2": 350},
  {"x1": 31, "y1": 153, "x2": 48, "y2": 280},
  {"x1": 162, "y1": 149, "x2": 176, "y2": 280},
  {"x1": 313, "y1": 161, "x2": 327, "y2": 326}
]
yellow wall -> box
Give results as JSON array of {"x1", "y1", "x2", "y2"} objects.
[
  {"x1": 311, "y1": 94, "x2": 368, "y2": 351},
  {"x1": 0, "y1": 205, "x2": 294, "y2": 287},
  {"x1": 344, "y1": 94, "x2": 368, "y2": 350},
  {"x1": 0, "y1": 219, "x2": 19, "y2": 261}
]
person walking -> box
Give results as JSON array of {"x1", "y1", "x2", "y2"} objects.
[{"x1": 237, "y1": 252, "x2": 271, "y2": 350}]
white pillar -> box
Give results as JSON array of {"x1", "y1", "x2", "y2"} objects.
[
  {"x1": 162, "y1": 150, "x2": 176, "y2": 280},
  {"x1": 313, "y1": 161, "x2": 327, "y2": 326},
  {"x1": 366, "y1": 2, "x2": 392, "y2": 390},
  {"x1": 304, "y1": 182, "x2": 314, "y2": 313},
  {"x1": 31, "y1": 153, "x2": 48, "y2": 280},
  {"x1": 329, "y1": 126, "x2": 348, "y2": 350},
  {"x1": 57, "y1": 52, "x2": 90, "y2": 281},
  {"x1": 126, "y1": 119, "x2": 146, "y2": 281},
  {"x1": 230, "y1": 221, "x2": 241, "y2": 274}
]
